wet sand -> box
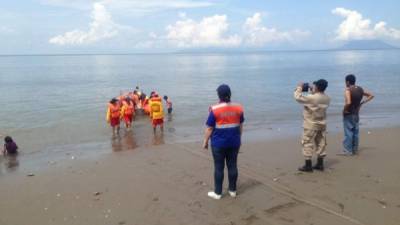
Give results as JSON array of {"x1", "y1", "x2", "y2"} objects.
[{"x1": 0, "y1": 127, "x2": 399, "y2": 225}]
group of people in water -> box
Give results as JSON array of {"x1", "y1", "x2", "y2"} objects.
[{"x1": 106, "y1": 86, "x2": 173, "y2": 135}]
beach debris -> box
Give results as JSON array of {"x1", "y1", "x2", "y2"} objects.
[
  {"x1": 56, "y1": 193, "x2": 61, "y2": 197},
  {"x1": 378, "y1": 199, "x2": 387, "y2": 208},
  {"x1": 118, "y1": 221, "x2": 127, "y2": 225},
  {"x1": 273, "y1": 178, "x2": 279, "y2": 182},
  {"x1": 338, "y1": 203, "x2": 344, "y2": 213},
  {"x1": 367, "y1": 131, "x2": 371, "y2": 135},
  {"x1": 27, "y1": 173, "x2": 35, "y2": 177},
  {"x1": 44, "y1": 207, "x2": 48, "y2": 211},
  {"x1": 71, "y1": 156, "x2": 75, "y2": 160},
  {"x1": 93, "y1": 191, "x2": 102, "y2": 196},
  {"x1": 153, "y1": 197, "x2": 159, "y2": 202}
]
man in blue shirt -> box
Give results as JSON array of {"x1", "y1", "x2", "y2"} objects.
[{"x1": 203, "y1": 84, "x2": 244, "y2": 200}]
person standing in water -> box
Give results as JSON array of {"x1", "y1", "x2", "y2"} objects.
[
  {"x1": 341, "y1": 74, "x2": 374, "y2": 155},
  {"x1": 121, "y1": 97, "x2": 135, "y2": 130},
  {"x1": 163, "y1": 95, "x2": 173, "y2": 114},
  {"x1": 203, "y1": 84, "x2": 244, "y2": 200},
  {"x1": 106, "y1": 98, "x2": 121, "y2": 135},
  {"x1": 149, "y1": 93, "x2": 164, "y2": 133}
]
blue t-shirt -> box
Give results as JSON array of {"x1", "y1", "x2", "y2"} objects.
[{"x1": 206, "y1": 111, "x2": 244, "y2": 148}]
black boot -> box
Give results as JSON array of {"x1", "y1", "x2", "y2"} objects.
[
  {"x1": 298, "y1": 159, "x2": 313, "y2": 172},
  {"x1": 313, "y1": 157, "x2": 324, "y2": 171}
]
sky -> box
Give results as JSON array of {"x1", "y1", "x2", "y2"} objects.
[{"x1": 0, "y1": 0, "x2": 399, "y2": 54}]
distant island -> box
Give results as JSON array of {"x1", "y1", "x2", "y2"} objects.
[{"x1": 338, "y1": 40, "x2": 398, "y2": 50}]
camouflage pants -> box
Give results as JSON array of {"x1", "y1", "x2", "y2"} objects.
[{"x1": 301, "y1": 129, "x2": 327, "y2": 159}]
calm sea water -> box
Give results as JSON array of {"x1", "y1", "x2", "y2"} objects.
[{"x1": 1, "y1": 50, "x2": 400, "y2": 157}]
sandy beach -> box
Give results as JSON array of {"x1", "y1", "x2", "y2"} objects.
[{"x1": 0, "y1": 127, "x2": 399, "y2": 225}]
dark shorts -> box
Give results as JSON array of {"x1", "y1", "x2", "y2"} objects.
[{"x1": 168, "y1": 108, "x2": 173, "y2": 114}]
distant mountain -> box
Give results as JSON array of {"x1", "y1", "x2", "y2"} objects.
[{"x1": 339, "y1": 40, "x2": 398, "y2": 50}]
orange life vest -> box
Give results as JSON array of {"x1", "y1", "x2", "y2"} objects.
[
  {"x1": 109, "y1": 103, "x2": 121, "y2": 119},
  {"x1": 123, "y1": 101, "x2": 134, "y2": 115},
  {"x1": 210, "y1": 102, "x2": 243, "y2": 129}
]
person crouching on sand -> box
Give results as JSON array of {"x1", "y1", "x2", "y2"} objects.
[
  {"x1": 121, "y1": 97, "x2": 135, "y2": 130},
  {"x1": 294, "y1": 80, "x2": 330, "y2": 172},
  {"x1": 149, "y1": 93, "x2": 164, "y2": 133},
  {"x1": 203, "y1": 84, "x2": 244, "y2": 200},
  {"x1": 3, "y1": 136, "x2": 18, "y2": 156},
  {"x1": 106, "y1": 98, "x2": 121, "y2": 135}
]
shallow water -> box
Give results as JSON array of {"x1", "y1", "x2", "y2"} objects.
[{"x1": 0, "y1": 50, "x2": 399, "y2": 157}]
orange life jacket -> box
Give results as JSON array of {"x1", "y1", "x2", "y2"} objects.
[
  {"x1": 109, "y1": 103, "x2": 121, "y2": 119},
  {"x1": 210, "y1": 102, "x2": 243, "y2": 129},
  {"x1": 123, "y1": 101, "x2": 134, "y2": 115}
]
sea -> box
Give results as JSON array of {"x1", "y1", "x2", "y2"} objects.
[{"x1": 0, "y1": 50, "x2": 399, "y2": 172}]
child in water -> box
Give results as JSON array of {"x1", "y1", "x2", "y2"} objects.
[
  {"x1": 3, "y1": 136, "x2": 18, "y2": 156},
  {"x1": 163, "y1": 95, "x2": 173, "y2": 114}
]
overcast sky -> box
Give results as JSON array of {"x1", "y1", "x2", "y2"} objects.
[{"x1": 0, "y1": 0, "x2": 399, "y2": 54}]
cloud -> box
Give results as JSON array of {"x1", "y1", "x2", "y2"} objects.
[
  {"x1": 49, "y1": 3, "x2": 127, "y2": 45},
  {"x1": 165, "y1": 14, "x2": 241, "y2": 48},
  {"x1": 242, "y1": 13, "x2": 310, "y2": 46},
  {"x1": 0, "y1": 26, "x2": 16, "y2": 35},
  {"x1": 332, "y1": 7, "x2": 400, "y2": 41}
]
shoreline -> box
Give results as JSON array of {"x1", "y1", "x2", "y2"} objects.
[
  {"x1": 0, "y1": 126, "x2": 399, "y2": 225},
  {"x1": 1, "y1": 120, "x2": 397, "y2": 177}
]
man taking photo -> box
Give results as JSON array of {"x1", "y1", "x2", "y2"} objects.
[{"x1": 294, "y1": 79, "x2": 330, "y2": 172}]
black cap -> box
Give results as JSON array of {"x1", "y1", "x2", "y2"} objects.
[
  {"x1": 313, "y1": 79, "x2": 328, "y2": 92},
  {"x1": 217, "y1": 84, "x2": 231, "y2": 101}
]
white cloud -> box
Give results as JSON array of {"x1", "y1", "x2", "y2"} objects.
[
  {"x1": 165, "y1": 14, "x2": 241, "y2": 48},
  {"x1": 243, "y1": 13, "x2": 310, "y2": 46},
  {"x1": 0, "y1": 26, "x2": 16, "y2": 35},
  {"x1": 332, "y1": 7, "x2": 400, "y2": 41},
  {"x1": 49, "y1": 3, "x2": 126, "y2": 45}
]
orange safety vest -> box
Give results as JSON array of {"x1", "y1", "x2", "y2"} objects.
[
  {"x1": 210, "y1": 102, "x2": 243, "y2": 129},
  {"x1": 109, "y1": 103, "x2": 121, "y2": 119},
  {"x1": 123, "y1": 101, "x2": 134, "y2": 115}
]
